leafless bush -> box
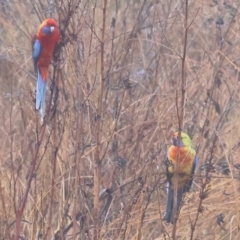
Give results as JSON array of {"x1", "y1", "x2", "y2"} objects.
[{"x1": 0, "y1": 0, "x2": 240, "y2": 239}]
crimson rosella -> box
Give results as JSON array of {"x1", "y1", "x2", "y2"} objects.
[
  {"x1": 32, "y1": 18, "x2": 60, "y2": 120},
  {"x1": 163, "y1": 132, "x2": 198, "y2": 223}
]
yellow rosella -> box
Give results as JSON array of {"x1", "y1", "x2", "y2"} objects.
[{"x1": 163, "y1": 132, "x2": 198, "y2": 223}]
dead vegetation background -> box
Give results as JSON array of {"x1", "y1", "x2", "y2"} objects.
[{"x1": 0, "y1": 0, "x2": 240, "y2": 239}]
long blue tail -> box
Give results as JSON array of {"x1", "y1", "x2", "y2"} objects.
[
  {"x1": 163, "y1": 185, "x2": 183, "y2": 223},
  {"x1": 36, "y1": 67, "x2": 46, "y2": 120}
]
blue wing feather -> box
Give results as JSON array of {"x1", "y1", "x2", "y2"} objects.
[
  {"x1": 32, "y1": 39, "x2": 41, "y2": 61},
  {"x1": 32, "y1": 39, "x2": 41, "y2": 74},
  {"x1": 194, "y1": 155, "x2": 199, "y2": 171}
]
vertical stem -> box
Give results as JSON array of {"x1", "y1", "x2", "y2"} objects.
[
  {"x1": 93, "y1": 0, "x2": 107, "y2": 239},
  {"x1": 172, "y1": 0, "x2": 188, "y2": 239},
  {"x1": 46, "y1": 117, "x2": 57, "y2": 238},
  {"x1": 180, "y1": 0, "x2": 188, "y2": 129},
  {"x1": 14, "y1": 125, "x2": 47, "y2": 239},
  {"x1": 73, "y1": 72, "x2": 83, "y2": 238},
  {"x1": 43, "y1": 45, "x2": 61, "y2": 240}
]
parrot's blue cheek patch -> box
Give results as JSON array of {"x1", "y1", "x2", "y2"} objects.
[
  {"x1": 172, "y1": 138, "x2": 177, "y2": 146},
  {"x1": 32, "y1": 39, "x2": 41, "y2": 60},
  {"x1": 42, "y1": 26, "x2": 52, "y2": 35},
  {"x1": 172, "y1": 138, "x2": 184, "y2": 147}
]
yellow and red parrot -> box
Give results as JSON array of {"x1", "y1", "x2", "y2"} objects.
[
  {"x1": 32, "y1": 18, "x2": 60, "y2": 120},
  {"x1": 163, "y1": 132, "x2": 198, "y2": 223}
]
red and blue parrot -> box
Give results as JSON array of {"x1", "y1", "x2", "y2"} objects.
[
  {"x1": 32, "y1": 19, "x2": 60, "y2": 120},
  {"x1": 163, "y1": 132, "x2": 198, "y2": 223}
]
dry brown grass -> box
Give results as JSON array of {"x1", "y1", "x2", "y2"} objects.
[{"x1": 1, "y1": 0, "x2": 240, "y2": 239}]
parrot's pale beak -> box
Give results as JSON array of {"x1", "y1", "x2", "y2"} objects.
[{"x1": 50, "y1": 26, "x2": 55, "y2": 32}]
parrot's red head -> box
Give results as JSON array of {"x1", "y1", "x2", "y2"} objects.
[
  {"x1": 33, "y1": 18, "x2": 60, "y2": 81},
  {"x1": 37, "y1": 18, "x2": 59, "y2": 36},
  {"x1": 43, "y1": 19, "x2": 58, "y2": 27}
]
